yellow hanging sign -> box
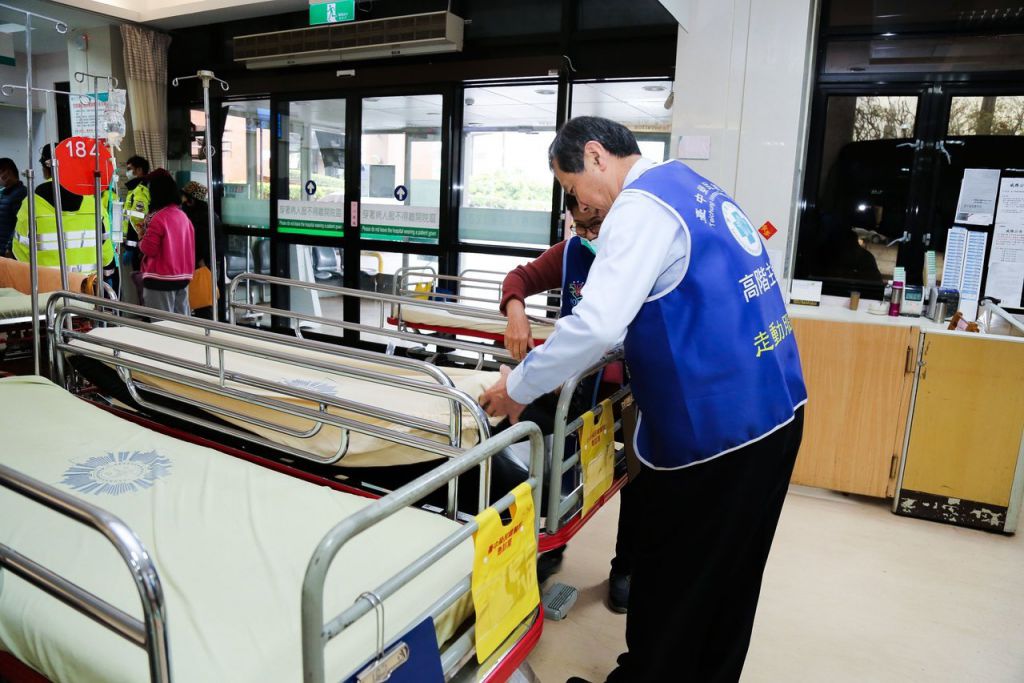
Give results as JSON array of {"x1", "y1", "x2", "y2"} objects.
[
  {"x1": 471, "y1": 482, "x2": 539, "y2": 663},
  {"x1": 580, "y1": 399, "x2": 616, "y2": 517}
]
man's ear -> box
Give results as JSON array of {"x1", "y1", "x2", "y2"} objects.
[{"x1": 583, "y1": 140, "x2": 608, "y2": 171}]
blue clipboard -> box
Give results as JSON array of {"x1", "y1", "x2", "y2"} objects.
[{"x1": 343, "y1": 616, "x2": 444, "y2": 683}]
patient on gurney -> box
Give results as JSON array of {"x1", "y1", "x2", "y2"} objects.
[{"x1": 0, "y1": 256, "x2": 89, "y2": 295}]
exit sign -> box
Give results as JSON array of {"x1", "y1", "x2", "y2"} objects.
[{"x1": 309, "y1": 0, "x2": 355, "y2": 25}]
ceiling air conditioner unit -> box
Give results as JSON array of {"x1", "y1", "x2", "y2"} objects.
[{"x1": 234, "y1": 11, "x2": 464, "y2": 70}]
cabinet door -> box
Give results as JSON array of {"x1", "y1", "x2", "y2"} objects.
[
  {"x1": 791, "y1": 319, "x2": 918, "y2": 497},
  {"x1": 898, "y1": 334, "x2": 1024, "y2": 530}
]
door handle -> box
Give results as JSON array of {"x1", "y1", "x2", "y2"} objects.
[{"x1": 905, "y1": 346, "x2": 914, "y2": 374}]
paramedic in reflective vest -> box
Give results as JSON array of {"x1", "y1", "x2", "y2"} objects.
[
  {"x1": 479, "y1": 116, "x2": 807, "y2": 683},
  {"x1": 121, "y1": 155, "x2": 150, "y2": 305},
  {"x1": 499, "y1": 195, "x2": 636, "y2": 613},
  {"x1": 12, "y1": 145, "x2": 116, "y2": 280}
]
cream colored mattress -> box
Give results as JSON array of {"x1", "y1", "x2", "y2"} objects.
[
  {"x1": 72, "y1": 321, "x2": 499, "y2": 467},
  {"x1": 0, "y1": 375, "x2": 474, "y2": 683},
  {"x1": 0, "y1": 288, "x2": 56, "y2": 322},
  {"x1": 398, "y1": 303, "x2": 554, "y2": 340}
]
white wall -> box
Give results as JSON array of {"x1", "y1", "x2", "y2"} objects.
[
  {"x1": 670, "y1": 0, "x2": 818, "y2": 278},
  {"x1": 0, "y1": 51, "x2": 70, "y2": 173}
]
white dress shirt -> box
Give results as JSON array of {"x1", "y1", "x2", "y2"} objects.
[{"x1": 507, "y1": 158, "x2": 691, "y2": 404}]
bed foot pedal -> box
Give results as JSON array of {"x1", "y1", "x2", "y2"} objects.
[{"x1": 542, "y1": 582, "x2": 578, "y2": 620}]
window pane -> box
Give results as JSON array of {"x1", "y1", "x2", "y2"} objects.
[
  {"x1": 190, "y1": 109, "x2": 205, "y2": 161},
  {"x1": 948, "y1": 96, "x2": 1024, "y2": 136},
  {"x1": 458, "y1": 252, "x2": 550, "y2": 313},
  {"x1": 359, "y1": 251, "x2": 440, "y2": 340},
  {"x1": 360, "y1": 95, "x2": 442, "y2": 244},
  {"x1": 221, "y1": 100, "x2": 271, "y2": 230},
  {"x1": 850, "y1": 96, "x2": 917, "y2": 141},
  {"x1": 460, "y1": 85, "x2": 557, "y2": 248},
  {"x1": 277, "y1": 99, "x2": 346, "y2": 239},
  {"x1": 796, "y1": 95, "x2": 920, "y2": 290}
]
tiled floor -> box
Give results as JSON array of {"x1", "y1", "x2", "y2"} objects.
[{"x1": 527, "y1": 487, "x2": 1024, "y2": 682}]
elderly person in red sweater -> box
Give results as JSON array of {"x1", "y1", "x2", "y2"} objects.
[
  {"x1": 137, "y1": 171, "x2": 195, "y2": 315},
  {"x1": 500, "y1": 194, "x2": 603, "y2": 360}
]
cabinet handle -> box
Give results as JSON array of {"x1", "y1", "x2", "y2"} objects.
[{"x1": 905, "y1": 346, "x2": 914, "y2": 374}]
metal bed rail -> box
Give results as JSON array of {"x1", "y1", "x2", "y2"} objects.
[
  {"x1": 302, "y1": 420, "x2": 545, "y2": 683},
  {"x1": 393, "y1": 266, "x2": 560, "y2": 317},
  {"x1": 548, "y1": 351, "x2": 631, "y2": 535},
  {"x1": 0, "y1": 462, "x2": 170, "y2": 683},
  {"x1": 228, "y1": 275, "x2": 631, "y2": 537},
  {"x1": 227, "y1": 273, "x2": 545, "y2": 368},
  {"x1": 46, "y1": 292, "x2": 494, "y2": 515}
]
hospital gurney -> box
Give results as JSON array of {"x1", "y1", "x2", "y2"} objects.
[
  {"x1": 224, "y1": 275, "x2": 631, "y2": 549},
  {"x1": 0, "y1": 258, "x2": 110, "y2": 367},
  {"x1": 388, "y1": 266, "x2": 558, "y2": 343},
  {"x1": 0, "y1": 375, "x2": 545, "y2": 682}
]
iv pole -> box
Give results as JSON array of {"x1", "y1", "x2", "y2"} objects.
[
  {"x1": 0, "y1": 84, "x2": 90, "y2": 293},
  {"x1": 74, "y1": 70, "x2": 117, "y2": 301},
  {"x1": 172, "y1": 70, "x2": 229, "y2": 323},
  {"x1": 0, "y1": 3, "x2": 68, "y2": 375}
]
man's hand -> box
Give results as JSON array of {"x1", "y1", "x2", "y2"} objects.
[
  {"x1": 479, "y1": 365, "x2": 527, "y2": 423},
  {"x1": 503, "y1": 299, "x2": 534, "y2": 361}
]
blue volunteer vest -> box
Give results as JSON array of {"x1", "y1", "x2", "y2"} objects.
[
  {"x1": 560, "y1": 235, "x2": 596, "y2": 317},
  {"x1": 622, "y1": 161, "x2": 807, "y2": 469}
]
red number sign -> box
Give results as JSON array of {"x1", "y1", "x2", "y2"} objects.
[{"x1": 54, "y1": 136, "x2": 113, "y2": 196}]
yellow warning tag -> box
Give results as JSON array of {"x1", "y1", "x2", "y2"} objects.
[
  {"x1": 471, "y1": 482, "x2": 539, "y2": 663},
  {"x1": 580, "y1": 399, "x2": 615, "y2": 517}
]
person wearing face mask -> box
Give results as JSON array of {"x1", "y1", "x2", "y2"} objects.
[
  {"x1": 500, "y1": 194, "x2": 603, "y2": 361},
  {"x1": 497, "y1": 192, "x2": 636, "y2": 612},
  {"x1": 122, "y1": 155, "x2": 150, "y2": 304},
  {"x1": 479, "y1": 117, "x2": 807, "y2": 683}
]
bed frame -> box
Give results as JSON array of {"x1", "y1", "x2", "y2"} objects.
[
  {"x1": 0, "y1": 420, "x2": 546, "y2": 682},
  {"x1": 224, "y1": 275, "x2": 630, "y2": 549}
]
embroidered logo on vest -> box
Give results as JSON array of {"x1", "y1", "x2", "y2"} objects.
[
  {"x1": 568, "y1": 280, "x2": 585, "y2": 306},
  {"x1": 722, "y1": 201, "x2": 763, "y2": 257}
]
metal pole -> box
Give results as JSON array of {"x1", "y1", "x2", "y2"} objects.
[
  {"x1": 47, "y1": 92, "x2": 69, "y2": 291},
  {"x1": 94, "y1": 77, "x2": 103, "y2": 298},
  {"x1": 172, "y1": 71, "x2": 229, "y2": 322},
  {"x1": 201, "y1": 71, "x2": 219, "y2": 321},
  {"x1": 25, "y1": 12, "x2": 39, "y2": 374}
]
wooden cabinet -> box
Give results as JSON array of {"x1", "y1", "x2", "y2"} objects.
[
  {"x1": 790, "y1": 318, "x2": 918, "y2": 497},
  {"x1": 895, "y1": 333, "x2": 1024, "y2": 532}
]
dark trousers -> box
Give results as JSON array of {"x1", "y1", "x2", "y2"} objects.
[
  {"x1": 610, "y1": 478, "x2": 637, "y2": 576},
  {"x1": 607, "y1": 408, "x2": 804, "y2": 683}
]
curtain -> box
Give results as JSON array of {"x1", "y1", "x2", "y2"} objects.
[{"x1": 120, "y1": 25, "x2": 172, "y2": 169}]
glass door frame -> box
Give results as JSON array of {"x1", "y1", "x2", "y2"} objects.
[{"x1": 267, "y1": 84, "x2": 457, "y2": 340}]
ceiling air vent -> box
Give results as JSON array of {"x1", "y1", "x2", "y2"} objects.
[{"x1": 233, "y1": 11, "x2": 464, "y2": 70}]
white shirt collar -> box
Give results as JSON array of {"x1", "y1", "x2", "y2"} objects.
[{"x1": 623, "y1": 157, "x2": 657, "y2": 189}]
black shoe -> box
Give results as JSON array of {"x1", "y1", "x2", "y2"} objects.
[
  {"x1": 537, "y1": 546, "x2": 566, "y2": 583},
  {"x1": 566, "y1": 678, "x2": 593, "y2": 683},
  {"x1": 607, "y1": 572, "x2": 630, "y2": 613}
]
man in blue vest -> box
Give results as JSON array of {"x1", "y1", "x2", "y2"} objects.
[{"x1": 479, "y1": 116, "x2": 807, "y2": 682}]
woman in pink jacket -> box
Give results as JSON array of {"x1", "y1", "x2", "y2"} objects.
[{"x1": 137, "y1": 171, "x2": 194, "y2": 315}]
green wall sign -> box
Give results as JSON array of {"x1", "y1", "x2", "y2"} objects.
[{"x1": 309, "y1": 0, "x2": 355, "y2": 26}]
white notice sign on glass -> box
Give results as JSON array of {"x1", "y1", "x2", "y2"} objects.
[
  {"x1": 985, "y1": 177, "x2": 1024, "y2": 307},
  {"x1": 954, "y1": 168, "x2": 1000, "y2": 226}
]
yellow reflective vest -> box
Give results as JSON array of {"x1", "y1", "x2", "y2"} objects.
[
  {"x1": 123, "y1": 180, "x2": 150, "y2": 244},
  {"x1": 12, "y1": 186, "x2": 115, "y2": 272}
]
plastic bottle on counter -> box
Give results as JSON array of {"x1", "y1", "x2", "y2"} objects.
[{"x1": 889, "y1": 281, "x2": 904, "y2": 317}]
